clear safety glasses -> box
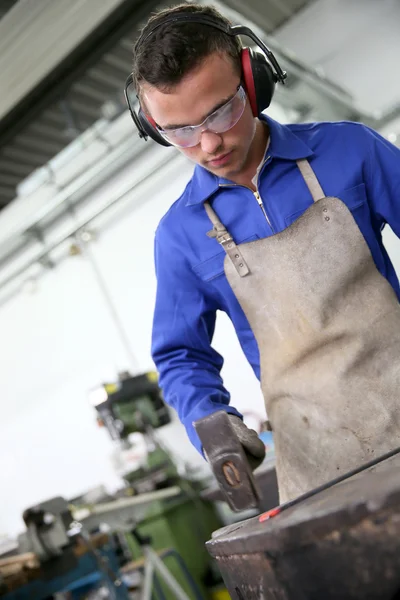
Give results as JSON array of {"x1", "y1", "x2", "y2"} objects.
[{"x1": 156, "y1": 84, "x2": 246, "y2": 148}]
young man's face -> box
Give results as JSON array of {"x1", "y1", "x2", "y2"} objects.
[{"x1": 142, "y1": 52, "x2": 258, "y2": 179}]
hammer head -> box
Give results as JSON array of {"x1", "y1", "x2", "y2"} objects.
[{"x1": 194, "y1": 410, "x2": 262, "y2": 512}]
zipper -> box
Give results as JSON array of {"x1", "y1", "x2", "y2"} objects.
[
  {"x1": 253, "y1": 189, "x2": 272, "y2": 228},
  {"x1": 219, "y1": 183, "x2": 273, "y2": 231}
]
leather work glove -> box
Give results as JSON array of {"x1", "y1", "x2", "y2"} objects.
[{"x1": 228, "y1": 414, "x2": 266, "y2": 470}]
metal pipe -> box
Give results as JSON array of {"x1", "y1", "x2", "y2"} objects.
[
  {"x1": 87, "y1": 486, "x2": 181, "y2": 516},
  {"x1": 0, "y1": 121, "x2": 145, "y2": 252},
  {"x1": 0, "y1": 150, "x2": 186, "y2": 307}
]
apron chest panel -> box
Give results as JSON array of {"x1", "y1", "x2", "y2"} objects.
[{"x1": 203, "y1": 161, "x2": 400, "y2": 503}]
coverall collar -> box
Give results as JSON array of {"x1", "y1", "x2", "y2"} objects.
[{"x1": 185, "y1": 115, "x2": 314, "y2": 207}]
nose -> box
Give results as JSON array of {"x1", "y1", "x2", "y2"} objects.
[{"x1": 200, "y1": 130, "x2": 223, "y2": 154}]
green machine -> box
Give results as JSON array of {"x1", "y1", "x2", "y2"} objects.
[
  {"x1": 88, "y1": 372, "x2": 223, "y2": 599},
  {"x1": 89, "y1": 371, "x2": 178, "y2": 491}
]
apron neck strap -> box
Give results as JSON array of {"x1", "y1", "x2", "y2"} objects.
[
  {"x1": 296, "y1": 159, "x2": 325, "y2": 202},
  {"x1": 204, "y1": 201, "x2": 250, "y2": 277},
  {"x1": 204, "y1": 201, "x2": 223, "y2": 231}
]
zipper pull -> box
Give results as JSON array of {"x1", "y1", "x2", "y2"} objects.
[
  {"x1": 254, "y1": 191, "x2": 264, "y2": 208},
  {"x1": 254, "y1": 190, "x2": 272, "y2": 228}
]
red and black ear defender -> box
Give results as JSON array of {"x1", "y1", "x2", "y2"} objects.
[{"x1": 124, "y1": 13, "x2": 287, "y2": 147}]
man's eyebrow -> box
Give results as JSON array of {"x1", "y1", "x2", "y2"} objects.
[{"x1": 161, "y1": 91, "x2": 235, "y2": 130}]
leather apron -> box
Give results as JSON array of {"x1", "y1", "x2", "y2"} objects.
[{"x1": 204, "y1": 159, "x2": 400, "y2": 503}]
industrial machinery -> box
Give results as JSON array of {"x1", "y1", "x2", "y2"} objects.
[
  {"x1": 0, "y1": 484, "x2": 223, "y2": 599},
  {"x1": 0, "y1": 373, "x2": 226, "y2": 599},
  {"x1": 86, "y1": 371, "x2": 227, "y2": 599},
  {"x1": 0, "y1": 496, "x2": 131, "y2": 599},
  {"x1": 89, "y1": 372, "x2": 170, "y2": 441},
  {"x1": 195, "y1": 411, "x2": 400, "y2": 600},
  {"x1": 88, "y1": 371, "x2": 179, "y2": 493}
]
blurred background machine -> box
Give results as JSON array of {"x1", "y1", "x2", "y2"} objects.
[
  {"x1": 88, "y1": 371, "x2": 178, "y2": 493},
  {"x1": 0, "y1": 373, "x2": 228, "y2": 600},
  {"x1": 0, "y1": 496, "x2": 132, "y2": 600}
]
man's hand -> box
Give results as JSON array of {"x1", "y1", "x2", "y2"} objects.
[{"x1": 228, "y1": 415, "x2": 266, "y2": 470}]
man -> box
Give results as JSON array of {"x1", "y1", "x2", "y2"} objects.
[{"x1": 130, "y1": 3, "x2": 400, "y2": 501}]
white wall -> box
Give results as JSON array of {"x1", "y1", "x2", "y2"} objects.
[{"x1": 0, "y1": 151, "x2": 265, "y2": 537}]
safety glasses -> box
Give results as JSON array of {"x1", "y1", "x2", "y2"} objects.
[{"x1": 156, "y1": 84, "x2": 246, "y2": 148}]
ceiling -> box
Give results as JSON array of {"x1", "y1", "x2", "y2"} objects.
[
  {"x1": 0, "y1": 0, "x2": 18, "y2": 20},
  {"x1": 0, "y1": 0, "x2": 160, "y2": 210},
  {"x1": 222, "y1": 0, "x2": 311, "y2": 33},
  {"x1": 0, "y1": 0, "x2": 314, "y2": 211}
]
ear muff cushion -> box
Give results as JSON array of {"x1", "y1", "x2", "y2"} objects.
[
  {"x1": 138, "y1": 108, "x2": 171, "y2": 147},
  {"x1": 241, "y1": 48, "x2": 258, "y2": 117},
  {"x1": 241, "y1": 47, "x2": 276, "y2": 116}
]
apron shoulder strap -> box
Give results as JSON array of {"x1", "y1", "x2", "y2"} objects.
[
  {"x1": 296, "y1": 159, "x2": 325, "y2": 202},
  {"x1": 204, "y1": 201, "x2": 226, "y2": 237},
  {"x1": 204, "y1": 201, "x2": 250, "y2": 277},
  {"x1": 203, "y1": 158, "x2": 324, "y2": 277}
]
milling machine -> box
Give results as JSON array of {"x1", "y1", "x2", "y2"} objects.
[{"x1": 88, "y1": 371, "x2": 179, "y2": 494}]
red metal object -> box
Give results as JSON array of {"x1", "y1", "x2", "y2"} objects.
[
  {"x1": 259, "y1": 443, "x2": 400, "y2": 524},
  {"x1": 258, "y1": 507, "x2": 281, "y2": 522}
]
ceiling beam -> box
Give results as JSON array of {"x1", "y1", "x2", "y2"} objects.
[
  {"x1": 0, "y1": 185, "x2": 16, "y2": 202},
  {"x1": 2, "y1": 146, "x2": 51, "y2": 165},
  {"x1": 0, "y1": 0, "x2": 162, "y2": 150},
  {"x1": 0, "y1": 158, "x2": 33, "y2": 177},
  {"x1": 13, "y1": 134, "x2": 63, "y2": 155}
]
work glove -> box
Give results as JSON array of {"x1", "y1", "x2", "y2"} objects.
[{"x1": 228, "y1": 414, "x2": 266, "y2": 470}]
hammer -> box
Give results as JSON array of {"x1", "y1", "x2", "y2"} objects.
[{"x1": 194, "y1": 410, "x2": 263, "y2": 512}]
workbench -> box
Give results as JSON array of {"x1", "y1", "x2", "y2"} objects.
[{"x1": 0, "y1": 534, "x2": 129, "y2": 600}]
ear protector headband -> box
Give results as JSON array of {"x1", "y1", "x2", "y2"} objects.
[{"x1": 124, "y1": 13, "x2": 287, "y2": 147}]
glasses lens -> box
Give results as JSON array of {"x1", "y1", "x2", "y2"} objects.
[
  {"x1": 162, "y1": 126, "x2": 198, "y2": 148},
  {"x1": 208, "y1": 87, "x2": 246, "y2": 134},
  {"x1": 159, "y1": 85, "x2": 246, "y2": 148}
]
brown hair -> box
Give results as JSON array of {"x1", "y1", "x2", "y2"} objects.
[{"x1": 132, "y1": 3, "x2": 242, "y2": 93}]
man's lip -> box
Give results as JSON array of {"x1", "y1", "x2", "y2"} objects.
[{"x1": 208, "y1": 151, "x2": 231, "y2": 163}]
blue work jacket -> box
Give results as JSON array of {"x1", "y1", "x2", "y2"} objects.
[{"x1": 151, "y1": 116, "x2": 400, "y2": 454}]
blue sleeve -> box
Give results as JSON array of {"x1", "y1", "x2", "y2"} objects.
[
  {"x1": 362, "y1": 125, "x2": 400, "y2": 235},
  {"x1": 151, "y1": 230, "x2": 242, "y2": 455}
]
